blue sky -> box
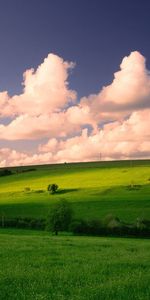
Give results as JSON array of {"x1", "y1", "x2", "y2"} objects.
[
  {"x1": 0, "y1": 0, "x2": 150, "y2": 166},
  {"x1": 0, "y1": 0, "x2": 150, "y2": 97}
]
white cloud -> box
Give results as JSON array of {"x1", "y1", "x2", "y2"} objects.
[
  {"x1": 0, "y1": 53, "x2": 76, "y2": 117},
  {"x1": 81, "y1": 51, "x2": 150, "y2": 122},
  {"x1": 0, "y1": 51, "x2": 150, "y2": 166}
]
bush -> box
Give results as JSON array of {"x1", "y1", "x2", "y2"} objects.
[
  {"x1": 0, "y1": 217, "x2": 46, "y2": 230},
  {"x1": 0, "y1": 169, "x2": 13, "y2": 177},
  {"x1": 70, "y1": 219, "x2": 88, "y2": 234},
  {"x1": 47, "y1": 184, "x2": 58, "y2": 194},
  {"x1": 103, "y1": 214, "x2": 120, "y2": 227},
  {"x1": 17, "y1": 219, "x2": 29, "y2": 229},
  {"x1": 0, "y1": 214, "x2": 150, "y2": 238},
  {"x1": 70, "y1": 219, "x2": 104, "y2": 236},
  {"x1": 29, "y1": 218, "x2": 46, "y2": 230},
  {"x1": 24, "y1": 187, "x2": 31, "y2": 192},
  {"x1": 47, "y1": 200, "x2": 73, "y2": 235},
  {"x1": 70, "y1": 215, "x2": 150, "y2": 238}
]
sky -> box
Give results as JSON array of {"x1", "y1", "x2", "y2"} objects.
[{"x1": 0, "y1": 0, "x2": 150, "y2": 166}]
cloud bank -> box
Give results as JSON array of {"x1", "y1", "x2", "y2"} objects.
[{"x1": 0, "y1": 51, "x2": 150, "y2": 166}]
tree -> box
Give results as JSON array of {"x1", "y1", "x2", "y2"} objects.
[
  {"x1": 47, "y1": 200, "x2": 73, "y2": 235},
  {"x1": 47, "y1": 183, "x2": 58, "y2": 194},
  {"x1": 0, "y1": 168, "x2": 13, "y2": 177}
]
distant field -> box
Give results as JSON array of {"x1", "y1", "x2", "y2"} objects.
[
  {"x1": 0, "y1": 160, "x2": 150, "y2": 222},
  {"x1": 0, "y1": 229, "x2": 150, "y2": 300}
]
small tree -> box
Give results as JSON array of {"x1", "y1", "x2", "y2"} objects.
[
  {"x1": 47, "y1": 183, "x2": 58, "y2": 194},
  {"x1": 47, "y1": 200, "x2": 73, "y2": 235}
]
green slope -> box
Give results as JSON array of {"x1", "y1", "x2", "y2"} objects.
[{"x1": 0, "y1": 160, "x2": 150, "y2": 221}]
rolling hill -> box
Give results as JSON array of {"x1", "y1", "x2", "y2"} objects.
[{"x1": 0, "y1": 160, "x2": 150, "y2": 222}]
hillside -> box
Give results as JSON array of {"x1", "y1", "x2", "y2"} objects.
[{"x1": 0, "y1": 160, "x2": 150, "y2": 222}]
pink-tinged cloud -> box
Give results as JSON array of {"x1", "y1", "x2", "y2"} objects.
[
  {"x1": 52, "y1": 109, "x2": 150, "y2": 162},
  {"x1": 81, "y1": 51, "x2": 150, "y2": 122},
  {"x1": 1, "y1": 109, "x2": 150, "y2": 167},
  {"x1": 0, "y1": 51, "x2": 150, "y2": 141},
  {"x1": 0, "y1": 108, "x2": 95, "y2": 140},
  {"x1": 0, "y1": 53, "x2": 76, "y2": 117},
  {"x1": 0, "y1": 147, "x2": 53, "y2": 167},
  {"x1": 102, "y1": 51, "x2": 150, "y2": 105},
  {"x1": 0, "y1": 51, "x2": 150, "y2": 166}
]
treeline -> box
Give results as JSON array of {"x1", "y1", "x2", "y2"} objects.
[
  {"x1": 0, "y1": 217, "x2": 45, "y2": 230},
  {"x1": 70, "y1": 216, "x2": 150, "y2": 238},
  {"x1": 0, "y1": 169, "x2": 13, "y2": 177},
  {"x1": 0, "y1": 215, "x2": 150, "y2": 238},
  {"x1": 0, "y1": 167, "x2": 36, "y2": 177}
]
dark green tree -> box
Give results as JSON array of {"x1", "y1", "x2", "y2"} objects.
[
  {"x1": 47, "y1": 200, "x2": 73, "y2": 235},
  {"x1": 47, "y1": 183, "x2": 58, "y2": 194}
]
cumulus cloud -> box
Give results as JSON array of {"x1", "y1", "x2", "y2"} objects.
[
  {"x1": 81, "y1": 51, "x2": 150, "y2": 122},
  {"x1": 0, "y1": 53, "x2": 76, "y2": 117},
  {"x1": 0, "y1": 147, "x2": 53, "y2": 167},
  {"x1": 0, "y1": 53, "x2": 96, "y2": 140},
  {"x1": 1, "y1": 109, "x2": 150, "y2": 167},
  {"x1": 0, "y1": 51, "x2": 150, "y2": 166},
  {"x1": 0, "y1": 107, "x2": 96, "y2": 140},
  {"x1": 51, "y1": 109, "x2": 150, "y2": 162},
  {"x1": 102, "y1": 51, "x2": 150, "y2": 106}
]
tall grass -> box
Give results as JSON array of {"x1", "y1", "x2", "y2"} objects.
[{"x1": 0, "y1": 229, "x2": 150, "y2": 300}]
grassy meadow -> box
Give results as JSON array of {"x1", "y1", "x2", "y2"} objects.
[
  {"x1": 0, "y1": 161, "x2": 150, "y2": 300},
  {"x1": 0, "y1": 160, "x2": 150, "y2": 222},
  {"x1": 0, "y1": 229, "x2": 150, "y2": 300}
]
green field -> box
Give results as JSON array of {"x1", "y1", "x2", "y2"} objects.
[
  {"x1": 0, "y1": 160, "x2": 150, "y2": 222},
  {"x1": 0, "y1": 229, "x2": 149, "y2": 300},
  {"x1": 0, "y1": 161, "x2": 150, "y2": 300}
]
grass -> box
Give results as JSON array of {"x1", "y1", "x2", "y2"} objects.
[
  {"x1": 0, "y1": 229, "x2": 150, "y2": 300},
  {"x1": 0, "y1": 161, "x2": 149, "y2": 299},
  {"x1": 0, "y1": 160, "x2": 150, "y2": 221}
]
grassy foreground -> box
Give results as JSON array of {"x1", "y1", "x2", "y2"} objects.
[
  {"x1": 0, "y1": 160, "x2": 150, "y2": 222},
  {"x1": 0, "y1": 229, "x2": 150, "y2": 300}
]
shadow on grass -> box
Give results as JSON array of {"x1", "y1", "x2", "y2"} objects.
[
  {"x1": 57, "y1": 188, "x2": 79, "y2": 195},
  {"x1": 91, "y1": 183, "x2": 148, "y2": 196}
]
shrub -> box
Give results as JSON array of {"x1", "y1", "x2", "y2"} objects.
[
  {"x1": 0, "y1": 217, "x2": 46, "y2": 230},
  {"x1": 47, "y1": 200, "x2": 73, "y2": 235},
  {"x1": 24, "y1": 187, "x2": 31, "y2": 192},
  {"x1": 0, "y1": 169, "x2": 13, "y2": 177},
  {"x1": 70, "y1": 219, "x2": 88, "y2": 234},
  {"x1": 70, "y1": 219, "x2": 105, "y2": 236},
  {"x1": 103, "y1": 214, "x2": 120, "y2": 226},
  {"x1": 47, "y1": 184, "x2": 58, "y2": 194}
]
